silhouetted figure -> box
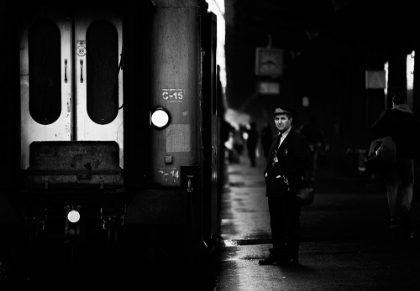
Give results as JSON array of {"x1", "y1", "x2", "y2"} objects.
[
  {"x1": 232, "y1": 128, "x2": 244, "y2": 159},
  {"x1": 372, "y1": 92, "x2": 420, "y2": 238},
  {"x1": 246, "y1": 122, "x2": 259, "y2": 167},
  {"x1": 300, "y1": 116, "x2": 326, "y2": 181},
  {"x1": 221, "y1": 119, "x2": 235, "y2": 164},
  {"x1": 221, "y1": 119, "x2": 233, "y2": 145},
  {"x1": 260, "y1": 123, "x2": 273, "y2": 159}
]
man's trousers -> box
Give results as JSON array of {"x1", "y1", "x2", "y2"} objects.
[{"x1": 268, "y1": 195, "x2": 301, "y2": 259}]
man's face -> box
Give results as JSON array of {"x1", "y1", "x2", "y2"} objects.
[{"x1": 274, "y1": 114, "x2": 292, "y2": 133}]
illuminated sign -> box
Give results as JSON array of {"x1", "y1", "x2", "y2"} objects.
[
  {"x1": 255, "y1": 48, "x2": 283, "y2": 76},
  {"x1": 365, "y1": 70, "x2": 386, "y2": 89},
  {"x1": 258, "y1": 81, "x2": 280, "y2": 95}
]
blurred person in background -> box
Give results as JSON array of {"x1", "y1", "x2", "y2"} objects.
[
  {"x1": 300, "y1": 115, "x2": 326, "y2": 181},
  {"x1": 372, "y1": 92, "x2": 420, "y2": 238},
  {"x1": 246, "y1": 122, "x2": 259, "y2": 167},
  {"x1": 260, "y1": 122, "x2": 273, "y2": 159}
]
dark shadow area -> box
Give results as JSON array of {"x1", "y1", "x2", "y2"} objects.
[
  {"x1": 0, "y1": 224, "x2": 218, "y2": 291},
  {"x1": 277, "y1": 263, "x2": 317, "y2": 274}
]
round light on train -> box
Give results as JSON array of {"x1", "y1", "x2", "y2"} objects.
[
  {"x1": 67, "y1": 210, "x2": 80, "y2": 223},
  {"x1": 151, "y1": 107, "x2": 170, "y2": 129}
]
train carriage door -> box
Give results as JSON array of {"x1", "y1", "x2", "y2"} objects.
[
  {"x1": 74, "y1": 10, "x2": 124, "y2": 166},
  {"x1": 20, "y1": 9, "x2": 124, "y2": 170},
  {"x1": 20, "y1": 10, "x2": 73, "y2": 169}
]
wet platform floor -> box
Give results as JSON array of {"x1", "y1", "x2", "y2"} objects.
[{"x1": 214, "y1": 153, "x2": 420, "y2": 290}]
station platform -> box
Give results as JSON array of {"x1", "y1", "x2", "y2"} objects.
[
  {"x1": 1, "y1": 150, "x2": 420, "y2": 290},
  {"x1": 214, "y1": 152, "x2": 420, "y2": 291}
]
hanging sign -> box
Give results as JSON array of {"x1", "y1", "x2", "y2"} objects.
[
  {"x1": 255, "y1": 48, "x2": 283, "y2": 76},
  {"x1": 365, "y1": 70, "x2": 386, "y2": 89},
  {"x1": 257, "y1": 81, "x2": 280, "y2": 95}
]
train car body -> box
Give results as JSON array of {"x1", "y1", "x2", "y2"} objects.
[{"x1": 0, "y1": 0, "x2": 221, "y2": 266}]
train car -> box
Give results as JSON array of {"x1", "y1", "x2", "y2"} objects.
[{"x1": 0, "y1": 0, "x2": 221, "y2": 273}]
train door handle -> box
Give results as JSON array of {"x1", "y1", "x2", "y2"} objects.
[
  {"x1": 186, "y1": 175, "x2": 194, "y2": 192},
  {"x1": 64, "y1": 59, "x2": 68, "y2": 83},
  {"x1": 80, "y1": 59, "x2": 84, "y2": 83},
  {"x1": 187, "y1": 178, "x2": 193, "y2": 192}
]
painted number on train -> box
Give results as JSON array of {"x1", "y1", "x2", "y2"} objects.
[
  {"x1": 162, "y1": 89, "x2": 184, "y2": 103},
  {"x1": 158, "y1": 168, "x2": 180, "y2": 183}
]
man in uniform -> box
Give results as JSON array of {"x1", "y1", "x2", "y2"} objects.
[{"x1": 259, "y1": 105, "x2": 311, "y2": 265}]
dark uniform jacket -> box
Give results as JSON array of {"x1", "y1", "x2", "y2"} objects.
[
  {"x1": 264, "y1": 129, "x2": 311, "y2": 197},
  {"x1": 372, "y1": 107, "x2": 420, "y2": 161}
]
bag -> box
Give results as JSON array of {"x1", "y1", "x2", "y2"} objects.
[
  {"x1": 364, "y1": 146, "x2": 384, "y2": 173},
  {"x1": 295, "y1": 179, "x2": 314, "y2": 206},
  {"x1": 365, "y1": 136, "x2": 396, "y2": 173}
]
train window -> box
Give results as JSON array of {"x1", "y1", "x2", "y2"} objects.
[
  {"x1": 86, "y1": 20, "x2": 119, "y2": 124},
  {"x1": 28, "y1": 20, "x2": 61, "y2": 125}
]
